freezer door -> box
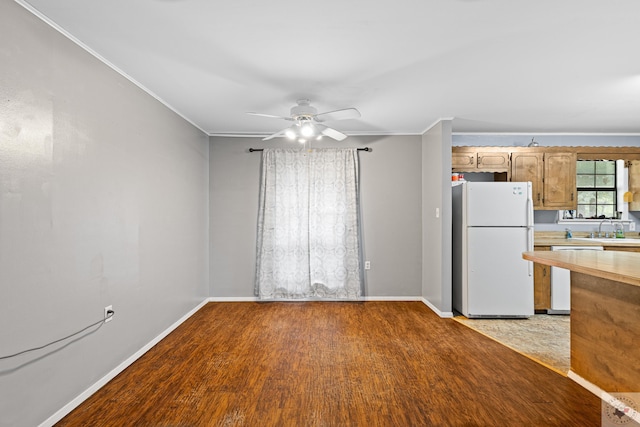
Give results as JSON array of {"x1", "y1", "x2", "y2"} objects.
[
  {"x1": 465, "y1": 227, "x2": 534, "y2": 317},
  {"x1": 466, "y1": 182, "x2": 532, "y2": 227}
]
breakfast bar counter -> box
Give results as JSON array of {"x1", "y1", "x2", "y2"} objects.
[{"x1": 522, "y1": 250, "x2": 640, "y2": 393}]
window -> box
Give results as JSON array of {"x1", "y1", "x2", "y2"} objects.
[
  {"x1": 576, "y1": 160, "x2": 616, "y2": 219},
  {"x1": 255, "y1": 148, "x2": 362, "y2": 300}
]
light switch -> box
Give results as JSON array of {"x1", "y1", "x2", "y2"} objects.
[{"x1": 435, "y1": 208, "x2": 440, "y2": 218}]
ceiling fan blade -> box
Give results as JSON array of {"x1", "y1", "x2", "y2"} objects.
[
  {"x1": 315, "y1": 107, "x2": 361, "y2": 122},
  {"x1": 317, "y1": 125, "x2": 348, "y2": 141},
  {"x1": 262, "y1": 128, "x2": 287, "y2": 141},
  {"x1": 247, "y1": 112, "x2": 293, "y2": 121}
]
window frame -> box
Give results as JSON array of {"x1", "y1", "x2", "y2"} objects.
[
  {"x1": 575, "y1": 160, "x2": 617, "y2": 220},
  {"x1": 558, "y1": 158, "x2": 630, "y2": 224}
]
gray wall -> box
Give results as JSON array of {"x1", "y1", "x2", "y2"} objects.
[
  {"x1": 453, "y1": 133, "x2": 640, "y2": 232},
  {"x1": 0, "y1": 2, "x2": 209, "y2": 426},
  {"x1": 209, "y1": 135, "x2": 423, "y2": 298},
  {"x1": 422, "y1": 121, "x2": 453, "y2": 315}
]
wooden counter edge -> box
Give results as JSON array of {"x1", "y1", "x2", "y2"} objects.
[{"x1": 523, "y1": 251, "x2": 640, "y2": 288}]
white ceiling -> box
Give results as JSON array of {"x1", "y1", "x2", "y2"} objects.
[{"x1": 19, "y1": 0, "x2": 640, "y2": 137}]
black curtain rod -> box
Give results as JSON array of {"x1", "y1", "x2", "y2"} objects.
[{"x1": 249, "y1": 147, "x2": 370, "y2": 152}]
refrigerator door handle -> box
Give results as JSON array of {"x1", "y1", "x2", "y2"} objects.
[
  {"x1": 526, "y1": 226, "x2": 533, "y2": 277},
  {"x1": 526, "y1": 193, "x2": 534, "y2": 276},
  {"x1": 526, "y1": 188, "x2": 534, "y2": 228}
]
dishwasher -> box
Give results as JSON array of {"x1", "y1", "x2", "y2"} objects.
[{"x1": 549, "y1": 245, "x2": 603, "y2": 314}]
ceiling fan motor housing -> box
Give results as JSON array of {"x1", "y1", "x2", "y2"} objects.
[{"x1": 290, "y1": 99, "x2": 317, "y2": 119}]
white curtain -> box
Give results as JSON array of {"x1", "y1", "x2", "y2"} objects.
[{"x1": 255, "y1": 148, "x2": 362, "y2": 300}]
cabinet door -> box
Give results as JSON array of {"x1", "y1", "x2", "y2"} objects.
[
  {"x1": 543, "y1": 152, "x2": 577, "y2": 209},
  {"x1": 533, "y1": 246, "x2": 551, "y2": 312},
  {"x1": 629, "y1": 160, "x2": 640, "y2": 212},
  {"x1": 452, "y1": 150, "x2": 476, "y2": 170},
  {"x1": 533, "y1": 263, "x2": 551, "y2": 311},
  {"x1": 512, "y1": 152, "x2": 543, "y2": 208},
  {"x1": 476, "y1": 151, "x2": 509, "y2": 172}
]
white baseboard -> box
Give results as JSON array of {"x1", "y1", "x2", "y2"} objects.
[
  {"x1": 208, "y1": 296, "x2": 260, "y2": 302},
  {"x1": 208, "y1": 296, "x2": 424, "y2": 302},
  {"x1": 421, "y1": 298, "x2": 454, "y2": 318},
  {"x1": 39, "y1": 298, "x2": 210, "y2": 427},
  {"x1": 361, "y1": 296, "x2": 422, "y2": 301},
  {"x1": 567, "y1": 370, "x2": 604, "y2": 398}
]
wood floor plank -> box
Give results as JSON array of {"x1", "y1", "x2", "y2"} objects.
[{"x1": 56, "y1": 302, "x2": 601, "y2": 426}]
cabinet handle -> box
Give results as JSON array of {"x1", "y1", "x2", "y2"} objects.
[
  {"x1": 478, "y1": 156, "x2": 482, "y2": 165},
  {"x1": 571, "y1": 192, "x2": 574, "y2": 201},
  {"x1": 537, "y1": 193, "x2": 541, "y2": 202},
  {"x1": 543, "y1": 267, "x2": 546, "y2": 277},
  {"x1": 469, "y1": 156, "x2": 474, "y2": 165}
]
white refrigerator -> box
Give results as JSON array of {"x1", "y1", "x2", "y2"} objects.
[{"x1": 452, "y1": 182, "x2": 534, "y2": 318}]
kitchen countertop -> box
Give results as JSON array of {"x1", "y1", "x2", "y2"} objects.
[
  {"x1": 534, "y1": 231, "x2": 640, "y2": 247},
  {"x1": 534, "y1": 237, "x2": 640, "y2": 247},
  {"x1": 522, "y1": 250, "x2": 640, "y2": 288}
]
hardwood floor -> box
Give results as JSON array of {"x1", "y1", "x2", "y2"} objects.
[{"x1": 57, "y1": 302, "x2": 601, "y2": 426}]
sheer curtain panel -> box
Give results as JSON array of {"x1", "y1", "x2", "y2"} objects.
[{"x1": 255, "y1": 148, "x2": 362, "y2": 300}]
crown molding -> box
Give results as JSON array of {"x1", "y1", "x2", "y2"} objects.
[{"x1": 15, "y1": 0, "x2": 208, "y2": 136}]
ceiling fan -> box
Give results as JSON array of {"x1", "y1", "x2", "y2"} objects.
[{"x1": 247, "y1": 99, "x2": 361, "y2": 142}]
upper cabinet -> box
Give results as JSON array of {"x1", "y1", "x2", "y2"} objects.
[
  {"x1": 452, "y1": 145, "x2": 640, "y2": 211},
  {"x1": 511, "y1": 152, "x2": 543, "y2": 208},
  {"x1": 542, "y1": 152, "x2": 577, "y2": 210},
  {"x1": 630, "y1": 160, "x2": 640, "y2": 212},
  {"x1": 452, "y1": 148, "x2": 509, "y2": 173},
  {"x1": 510, "y1": 151, "x2": 576, "y2": 210},
  {"x1": 451, "y1": 149, "x2": 477, "y2": 170},
  {"x1": 476, "y1": 151, "x2": 510, "y2": 172}
]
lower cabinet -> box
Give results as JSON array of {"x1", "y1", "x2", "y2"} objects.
[
  {"x1": 533, "y1": 247, "x2": 551, "y2": 312},
  {"x1": 533, "y1": 262, "x2": 551, "y2": 312},
  {"x1": 603, "y1": 246, "x2": 640, "y2": 253}
]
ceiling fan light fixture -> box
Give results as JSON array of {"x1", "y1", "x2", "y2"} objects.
[
  {"x1": 285, "y1": 128, "x2": 296, "y2": 140},
  {"x1": 301, "y1": 123, "x2": 314, "y2": 137}
]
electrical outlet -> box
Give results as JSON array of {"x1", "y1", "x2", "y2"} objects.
[
  {"x1": 104, "y1": 305, "x2": 114, "y2": 323},
  {"x1": 630, "y1": 222, "x2": 636, "y2": 231},
  {"x1": 364, "y1": 261, "x2": 371, "y2": 270}
]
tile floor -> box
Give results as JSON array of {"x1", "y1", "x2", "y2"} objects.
[{"x1": 453, "y1": 314, "x2": 570, "y2": 375}]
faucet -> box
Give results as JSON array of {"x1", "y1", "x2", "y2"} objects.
[{"x1": 598, "y1": 219, "x2": 614, "y2": 238}]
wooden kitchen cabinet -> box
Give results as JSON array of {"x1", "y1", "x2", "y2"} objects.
[
  {"x1": 510, "y1": 151, "x2": 576, "y2": 210},
  {"x1": 603, "y1": 246, "x2": 640, "y2": 252},
  {"x1": 533, "y1": 247, "x2": 551, "y2": 312},
  {"x1": 629, "y1": 160, "x2": 640, "y2": 211},
  {"x1": 511, "y1": 152, "x2": 544, "y2": 208},
  {"x1": 542, "y1": 152, "x2": 577, "y2": 209},
  {"x1": 452, "y1": 147, "x2": 510, "y2": 173},
  {"x1": 452, "y1": 146, "x2": 640, "y2": 211},
  {"x1": 476, "y1": 151, "x2": 509, "y2": 172},
  {"x1": 452, "y1": 149, "x2": 477, "y2": 170}
]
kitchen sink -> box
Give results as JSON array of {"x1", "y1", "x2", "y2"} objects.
[{"x1": 571, "y1": 237, "x2": 640, "y2": 243}]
